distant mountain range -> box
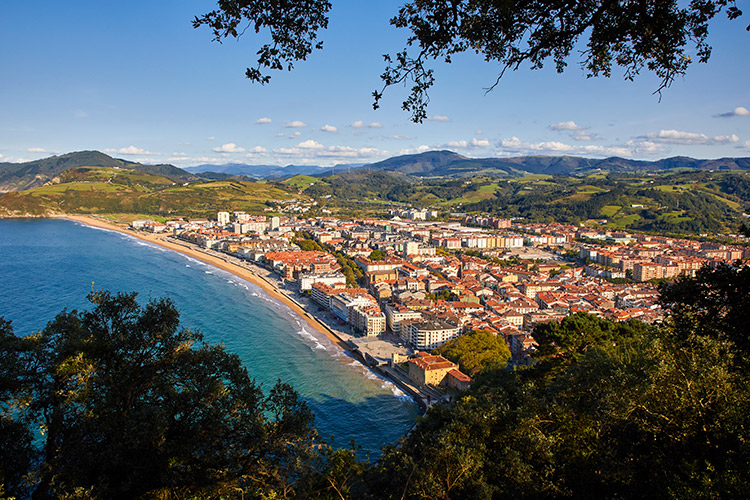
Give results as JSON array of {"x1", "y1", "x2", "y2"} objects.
[
  {"x1": 2, "y1": 150, "x2": 749, "y2": 193},
  {"x1": 0, "y1": 151, "x2": 200, "y2": 192},
  {"x1": 182, "y1": 162, "x2": 364, "y2": 179},
  {"x1": 364, "y1": 151, "x2": 750, "y2": 177}
]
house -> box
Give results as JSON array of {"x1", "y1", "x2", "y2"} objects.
[{"x1": 407, "y1": 353, "x2": 471, "y2": 390}]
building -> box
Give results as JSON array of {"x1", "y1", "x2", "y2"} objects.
[
  {"x1": 330, "y1": 292, "x2": 378, "y2": 323},
  {"x1": 407, "y1": 353, "x2": 471, "y2": 390},
  {"x1": 298, "y1": 272, "x2": 346, "y2": 291},
  {"x1": 405, "y1": 319, "x2": 461, "y2": 350},
  {"x1": 351, "y1": 305, "x2": 387, "y2": 336},
  {"x1": 217, "y1": 211, "x2": 230, "y2": 226},
  {"x1": 385, "y1": 303, "x2": 423, "y2": 337}
]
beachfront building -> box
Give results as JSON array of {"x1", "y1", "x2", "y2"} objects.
[
  {"x1": 351, "y1": 305, "x2": 387, "y2": 336},
  {"x1": 264, "y1": 251, "x2": 339, "y2": 279},
  {"x1": 404, "y1": 319, "x2": 461, "y2": 351},
  {"x1": 407, "y1": 353, "x2": 472, "y2": 390},
  {"x1": 385, "y1": 303, "x2": 423, "y2": 338},
  {"x1": 298, "y1": 272, "x2": 347, "y2": 292},
  {"x1": 330, "y1": 292, "x2": 378, "y2": 323}
]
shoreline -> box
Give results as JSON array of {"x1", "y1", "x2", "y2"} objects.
[
  {"x1": 60, "y1": 214, "x2": 429, "y2": 411},
  {"x1": 61, "y1": 215, "x2": 352, "y2": 352}
]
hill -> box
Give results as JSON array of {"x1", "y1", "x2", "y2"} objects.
[
  {"x1": 364, "y1": 151, "x2": 750, "y2": 177},
  {"x1": 0, "y1": 151, "x2": 201, "y2": 192},
  {"x1": 0, "y1": 166, "x2": 295, "y2": 218}
]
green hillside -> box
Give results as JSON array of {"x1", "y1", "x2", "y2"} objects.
[
  {"x1": 0, "y1": 167, "x2": 295, "y2": 218},
  {"x1": 0, "y1": 151, "x2": 200, "y2": 192}
]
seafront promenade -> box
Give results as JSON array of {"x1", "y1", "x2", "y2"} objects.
[
  {"x1": 63, "y1": 215, "x2": 437, "y2": 410},
  {"x1": 164, "y1": 236, "x2": 441, "y2": 410}
]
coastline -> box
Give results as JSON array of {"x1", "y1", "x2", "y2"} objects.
[
  {"x1": 61, "y1": 214, "x2": 429, "y2": 411},
  {"x1": 62, "y1": 215, "x2": 351, "y2": 351}
]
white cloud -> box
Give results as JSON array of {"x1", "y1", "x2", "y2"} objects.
[
  {"x1": 417, "y1": 145, "x2": 431, "y2": 152},
  {"x1": 272, "y1": 143, "x2": 387, "y2": 161},
  {"x1": 573, "y1": 132, "x2": 601, "y2": 142},
  {"x1": 297, "y1": 140, "x2": 324, "y2": 149},
  {"x1": 645, "y1": 129, "x2": 739, "y2": 145},
  {"x1": 623, "y1": 140, "x2": 668, "y2": 155},
  {"x1": 208, "y1": 136, "x2": 215, "y2": 141},
  {"x1": 175, "y1": 156, "x2": 229, "y2": 166},
  {"x1": 392, "y1": 135, "x2": 411, "y2": 140},
  {"x1": 105, "y1": 146, "x2": 156, "y2": 155},
  {"x1": 212, "y1": 143, "x2": 245, "y2": 153},
  {"x1": 549, "y1": 120, "x2": 584, "y2": 131},
  {"x1": 246, "y1": 146, "x2": 267, "y2": 154},
  {"x1": 256, "y1": 117, "x2": 272, "y2": 124},
  {"x1": 350, "y1": 120, "x2": 365, "y2": 128},
  {"x1": 368, "y1": 122, "x2": 383, "y2": 128},
  {"x1": 285, "y1": 120, "x2": 307, "y2": 128},
  {"x1": 716, "y1": 106, "x2": 750, "y2": 118},
  {"x1": 27, "y1": 147, "x2": 50, "y2": 153},
  {"x1": 475, "y1": 129, "x2": 483, "y2": 135},
  {"x1": 427, "y1": 115, "x2": 451, "y2": 122},
  {"x1": 321, "y1": 124, "x2": 337, "y2": 132},
  {"x1": 499, "y1": 136, "x2": 631, "y2": 157},
  {"x1": 442, "y1": 138, "x2": 488, "y2": 149}
]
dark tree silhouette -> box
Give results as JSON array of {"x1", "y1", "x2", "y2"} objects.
[
  {"x1": 0, "y1": 291, "x2": 315, "y2": 499},
  {"x1": 194, "y1": 0, "x2": 746, "y2": 122}
]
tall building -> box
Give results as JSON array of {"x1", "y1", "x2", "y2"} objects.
[{"x1": 217, "y1": 211, "x2": 230, "y2": 226}]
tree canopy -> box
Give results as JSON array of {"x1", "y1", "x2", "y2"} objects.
[
  {"x1": 194, "y1": 0, "x2": 746, "y2": 121},
  {"x1": 4, "y1": 264, "x2": 750, "y2": 498},
  {"x1": 433, "y1": 328, "x2": 510, "y2": 377},
  {"x1": 0, "y1": 291, "x2": 315, "y2": 499}
]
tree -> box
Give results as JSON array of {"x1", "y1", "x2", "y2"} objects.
[
  {"x1": 368, "y1": 313, "x2": 750, "y2": 499},
  {"x1": 433, "y1": 329, "x2": 510, "y2": 377},
  {"x1": 368, "y1": 249, "x2": 386, "y2": 261},
  {"x1": 659, "y1": 262, "x2": 750, "y2": 363},
  {"x1": 0, "y1": 291, "x2": 315, "y2": 499},
  {"x1": 194, "y1": 1, "x2": 746, "y2": 122}
]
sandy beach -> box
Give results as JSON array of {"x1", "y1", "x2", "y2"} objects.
[{"x1": 62, "y1": 214, "x2": 351, "y2": 352}]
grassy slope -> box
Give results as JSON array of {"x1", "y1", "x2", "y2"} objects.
[{"x1": 0, "y1": 168, "x2": 295, "y2": 218}]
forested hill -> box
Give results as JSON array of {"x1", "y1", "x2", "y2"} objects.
[
  {"x1": 0, "y1": 151, "x2": 200, "y2": 192},
  {"x1": 365, "y1": 150, "x2": 750, "y2": 177}
]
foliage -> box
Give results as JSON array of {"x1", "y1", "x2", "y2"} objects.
[
  {"x1": 377, "y1": 0, "x2": 746, "y2": 121},
  {"x1": 368, "y1": 250, "x2": 386, "y2": 261},
  {"x1": 194, "y1": 1, "x2": 746, "y2": 121},
  {"x1": 193, "y1": 0, "x2": 331, "y2": 85},
  {"x1": 532, "y1": 311, "x2": 655, "y2": 360},
  {"x1": 369, "y1": 312, "x2": 750, "y2": 499},
  {"x1": 0, "y1": 291, "x2": 315, "y2": 499},
  {"x1": 659, "y1": 262, "x2": 750, "y2": 363},
  {"x1": 433, "y1": 329, "x2": 510, "y2": 377}
]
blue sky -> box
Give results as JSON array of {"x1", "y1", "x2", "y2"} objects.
[{"x1": 1, "y1": 0, "x2": 749, "y2": 168}]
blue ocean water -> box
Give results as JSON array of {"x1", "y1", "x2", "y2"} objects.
[{"x1": 0, "y1": 218, "x2": 418, "y2": 456}]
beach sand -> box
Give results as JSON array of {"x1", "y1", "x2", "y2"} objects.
[{"x1": 62, "y1": 215, "x2": 351, "y2": 352}]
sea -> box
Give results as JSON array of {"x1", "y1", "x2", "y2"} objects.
[{"x1": 0, "y1": 218, "x2": 419, "y2": 457}]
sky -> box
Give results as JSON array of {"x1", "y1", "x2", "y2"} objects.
[{"x1": 1, "y1": 0, "x2": 749, "y2": 168}]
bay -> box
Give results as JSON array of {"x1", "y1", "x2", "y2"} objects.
[{"x1": 0, "y1": 218, "x2": 419, "y2": 456}]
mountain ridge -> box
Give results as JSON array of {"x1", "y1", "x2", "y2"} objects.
[
  {"x1": 0, "y1": 151, "x2": 200, "y2": 192},
  {"x1": 4, "y1": 150, "x2": 750, "y2": 193}
]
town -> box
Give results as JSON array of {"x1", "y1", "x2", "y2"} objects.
[{"x1": 129, "y1": 211, "x2": 749, "y2": 404}]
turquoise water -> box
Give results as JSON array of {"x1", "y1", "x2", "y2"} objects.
[{"x1": 0, "y1": 218, "x2": 418, "y2": 456}]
